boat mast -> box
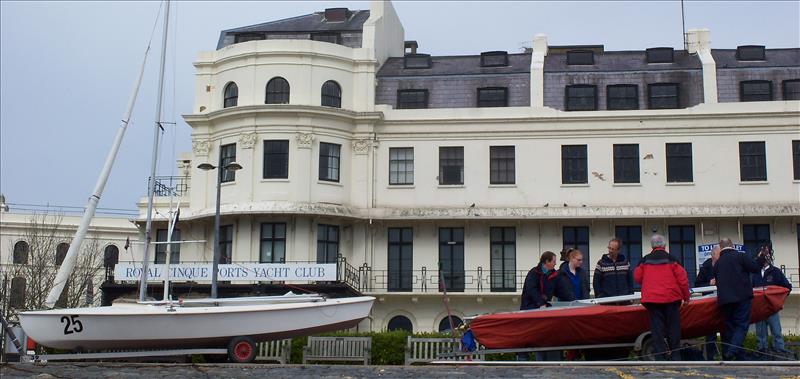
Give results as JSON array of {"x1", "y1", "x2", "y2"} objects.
[
  {"x1": 43, "y1": 23, "x2": 155, "y2": 310},
  {"x1": 139, "y1": 0, "x2": 171, "y2": 302}
]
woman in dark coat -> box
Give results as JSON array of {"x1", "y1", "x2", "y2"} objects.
[{"x1": 554, "y1": 248, "x2": 590, "y2": 301}]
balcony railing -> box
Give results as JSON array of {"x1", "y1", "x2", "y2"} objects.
[
  {"x1": 355, "y1": 266, "x2": 530, "y2": 293},
  {"x1": 150, "y1": 176, "x2": 190, "y2": 197}
]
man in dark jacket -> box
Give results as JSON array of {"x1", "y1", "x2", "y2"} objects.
[
  {"x1": 751, "y1": 242, "x2": 792, "y2": 355},
  {"x1": 712, "y1": 238, "x2": 766, "y2": 360},
  {"x1": 694, "y1": 246, "x2": 721, "y2": 360},
  {"x1": 634, "y1": 234, "x2": 690, "y2": 361},
  {"x1": 521, "y1": 251, "x2": 559, "y2": 310},
  {"x1": 593, "y1": 238, "x2": 633, "y2": 298},
  {"x1": 553, "y1": 249, "x2": 590, "y2": 302}
]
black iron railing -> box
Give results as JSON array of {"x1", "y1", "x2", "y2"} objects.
[{"x1": 150, "y1": 176, "x2": 190, "y2": 197}]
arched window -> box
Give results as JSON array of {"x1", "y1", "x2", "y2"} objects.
[
  {"x1": 438, "y1": 316, "x2": 464, "y2": 332},
  {"x1": 321, "y1": 80, "x2": 342, "y2": 108},
  {"x1": 265, "y1": 77, "x2": 290, "y2": 104},
  {"x1": 387, "y1": 315, "x2": 413, "y2": 332},
  {"x1": 13, "y1": 241, "x2": 29, "y2": 264},
  {"x1": 55, "y1": 242, "x2": 69, "y2": 265},
  {"x1": 104, "y1": 245, "x2": 119, "y2": 269},
  {"x1": 223, "y1": 82, "x2": 238, "y2": 108}
]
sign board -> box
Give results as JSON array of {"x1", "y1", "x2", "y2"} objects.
[
  {"x1": 114, "y1": 263, "x2": 338, "y2": 282},
  {"x1": 696, "y1": 243, "x2": 745, "y2": 270}
]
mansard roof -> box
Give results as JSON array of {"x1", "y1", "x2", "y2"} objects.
[{"x1": 217, "y1": 9, "x2": 370, "y2": 49}]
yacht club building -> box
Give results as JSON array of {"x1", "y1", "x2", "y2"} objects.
[{"x1": 3, "y1": 1, "x2": 798, "y2": 334}]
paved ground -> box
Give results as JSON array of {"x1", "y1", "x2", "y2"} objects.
[{"x1": 2, "y1": 363, "x2": 800, "y2": 379}]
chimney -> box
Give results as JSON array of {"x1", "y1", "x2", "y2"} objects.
[
  {"x1": 404, "y1": 41, "x2": 418, "y2": 55},
  {"x1": 325, "y1": 8, "x2": 349, "y2": 22}
]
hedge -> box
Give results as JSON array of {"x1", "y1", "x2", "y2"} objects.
[{"x1": 284, "y1": 332, "x2": 800, "y2": 364}]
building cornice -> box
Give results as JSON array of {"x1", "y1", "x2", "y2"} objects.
[
  {"x1": 183, "y1": 105, "x2": 383, "y2": 127},
  {"x1": 140, "y1": 201, "x2": 800, "y2": 223}
]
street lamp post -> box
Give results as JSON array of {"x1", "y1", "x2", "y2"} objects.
[{"x1": 198, "y1": 161, "x2": 242, "y2": 298}]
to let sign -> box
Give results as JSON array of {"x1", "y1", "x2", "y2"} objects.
[{"x1": 114, "y1": 263, "x2": 337, "y2": 282}]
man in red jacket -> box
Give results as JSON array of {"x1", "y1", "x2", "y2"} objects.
[{"x1": 634, "y1": 234, "x2": 691, "y2": 361}]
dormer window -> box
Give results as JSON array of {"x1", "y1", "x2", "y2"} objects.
[
  {"x1": 646, "y1": 47, "x2": 674, "y2": 63},
  {"x1": 480, "y1": 51, "x2": 508, "y2": 67},
  {"x1": 235, "y1": 33, "x2": 265, "y2": 44},
  {"x1": 404, "y1": 54, "x2": 432, "y2": 69},
  {"x1": 736, "y1": 45, "x2": 766, "y2": 61},
  {"x1": 567, "y1": 50, "x2": 594, "y2": 65},
  {"x1": 311, "y1": 33, "x2": 340, "y2": 44},
  {"x1": 324, "y1": 8, "x2": 349, "y2": 22}
]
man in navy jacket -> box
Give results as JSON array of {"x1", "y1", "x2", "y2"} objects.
[
  {"x1": 751, "y1": 242, "x2": 792, "y2": 354},
  {"x1": 712, "y1": 238, "x2": 766, "y2": 360}
]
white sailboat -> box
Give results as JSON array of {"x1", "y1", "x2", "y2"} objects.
[{"x1": 17, "y1": 1, "x2": 374, "y2": 362}]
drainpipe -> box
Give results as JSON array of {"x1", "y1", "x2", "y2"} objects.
[{"x1": 686, "y1": 29, "x2": 717, "y2": 104}]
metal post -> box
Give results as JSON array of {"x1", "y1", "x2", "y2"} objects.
[{"x1": 211, "y1": 167, "x2": 222, "y2": 298}]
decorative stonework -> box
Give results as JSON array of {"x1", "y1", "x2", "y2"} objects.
[
  {"x1": 296, "y1": 132, "x2": 314, "y2": 149},
  {"x1": 192, "y1": 139, "x2": 211, "y2": 156},
  {"x1": 239, "y1": 132, "x2": 258, "y2": 149},
  {"x1": 352, "y1": 138, "x2": 371, "y2": 155}
]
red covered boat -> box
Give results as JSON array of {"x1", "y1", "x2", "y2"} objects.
[{"x1": 469, "y1": 285, "x2": 790, "y2": 349}]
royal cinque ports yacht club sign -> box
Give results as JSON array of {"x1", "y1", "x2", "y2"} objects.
[{"x1": 114, "y1": 263, "x2": 337, "y2": 282}]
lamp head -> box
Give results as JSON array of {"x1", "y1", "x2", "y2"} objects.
[{"x1": 197, "y1": 163, "x2": 216, "y2": 171}]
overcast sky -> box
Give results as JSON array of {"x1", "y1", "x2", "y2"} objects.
[{"x1": 1, "y1": 1, "x2": 798, "y2": 212}]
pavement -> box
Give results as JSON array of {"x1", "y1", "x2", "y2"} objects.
[{"x1": 2, "y1": 362, "x2": 800, "y2": 379}]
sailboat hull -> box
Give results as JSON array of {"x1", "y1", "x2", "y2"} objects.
[
  {"x1": 469, "y1": 286, "x2": 789, "y2": 349},
  {"x1": 19, "y1": 296, "x2": 374, "y2": 350}
]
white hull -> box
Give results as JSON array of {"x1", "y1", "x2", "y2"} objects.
[{"x1": 19, "y1": 295, "x2": 374, "y2": 350}]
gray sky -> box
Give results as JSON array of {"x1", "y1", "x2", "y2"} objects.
[{"x1": 1, "y1": 1, "x2": 798, "y2": 212}]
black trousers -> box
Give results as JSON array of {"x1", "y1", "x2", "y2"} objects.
[{"x1": 644, "y1": 301, "x2": 682, "y2": 361}]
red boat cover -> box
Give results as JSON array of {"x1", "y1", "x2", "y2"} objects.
[{"x1": 470, "y1": 285, "x2": 789, "y2": 349}]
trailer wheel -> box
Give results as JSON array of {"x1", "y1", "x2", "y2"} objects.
[
  {"x1": 228, "y1": 336, "x2": 256, "y2": 363},
  {"x1": 638, "y1": 336, "x2": 655, "y2": 361}
]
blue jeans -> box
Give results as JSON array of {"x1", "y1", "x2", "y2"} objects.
[
  {"x1": 756, "y1": 313, "x2": 786, "y2": 351},
  {"x1": 720, "y1": 300, "x2": 751, "y2": 360}
]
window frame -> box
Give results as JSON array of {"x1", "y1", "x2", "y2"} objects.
[
  {"x1": 736, "y1": 45, "x2": 766, "y2": 61},
  {"x1": 316, "y1": 224, "x2": 340, "y2": 264},
  {"x1": 613, "y1": 144, "x2": 640, "y2": 184},
  {"x1": 648, "y1": 83, "x2": 680, "y2": 109},
  {"x1": 668, "y1": 225, "x2": 697, "y2": 283},
  {"x1": 438, "y1": 146, "x2": 464, "y2": 185},
  {"x1": 489, "y1": 146, "x2": 515, "y2": 185},
  {"x1": 219, "y1": 143, "x2": 237, "y2": 183},
  {"x1": 13, "y1": 241, "x2": 29, "y2": 264},
  {"x1": 739, "y1": 141, "x2": 767, "y2": 182},
  {"x1": 439, "y1": 227, "x2": 465, "y2": 292},
  {"x1": 477, "y1": 87, "x2": 508, "y2": 108},
  {"x1": 223, "y1": 82, "x2": 238, "y2": 108},
  {"x1": 563, "y1": 226, "x2": 590, "y2": 273},
  {"x1": 615, "y1": 226, "x2": 643, "y2": 288},
  {"x1": 388, "y1": 227, "x2": 414, "y2": 292},
  {"x1": 566, "y1": 50, "x2": 594, "y2": 65},
  {"x1": 318, "y1": 142, "x2": 341, "y2": 182},
  {"x1": 740, "y1": 80, "x2": 773, "y2": 102},
  {"x1": 263, "y1": 140, "x2": 289, "y2": 179},
  {"x1": 565, "y1": 84, "x2": 597, "y2": 111},
  {"x1": 311, "y1": 32, "x2": 340, "y2": 44},
  {"x1": 665, "y1": 142, "x2": 693, "y2": 183},
  {"x1": 561, "y1": 145, "x2": 588, "y2": 184},
  {"x1": 321, "y1": 80, "x2": 342, "y2": 108},
  {"x1": 606, "y1": 84, "x2": 639, "y2": 110},
  {"x1": 783, "y1": 79, "x2": 800, "y2": 100},
  {"x1": 403, "y1": 54, "x2": 432, "y2": 69},
  {"x1": 260, "y1": 222, "x2": 287, "y2": 263},
  {"x1": 743, "y1": 224, "x2": 770, "y2": 257},
  {"x1": 397, "y1": 89, "x2": 429, "y2": 109},
  {"x1": 155, "y1": 228, "x2": 181, "y2": 264},
  {"x1": 265, "y1": 77, "x2": 290, "y2": 104},
  {"x1": 480, "y1": 51, "x2": 509, "y2": 67},
  {"x1": 489, "y1": 227, "x2": 516, "y2": 292},
  {"x1": 646, "y1": 47, "x2": 674, "y2": 63},
  {"x1": 218, "y1": 224, "x2": 233, "y2": 264},
  {"x1": 389, "y1": 147, "x2": 414, "y2": 185},
  {"x1": 793, "y1": 140, "x2": 800, "y2": 181}
]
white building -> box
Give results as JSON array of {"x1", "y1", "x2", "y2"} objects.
[{"x1": 4, "y1": 1, "x2": 799, "y2": 334}]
